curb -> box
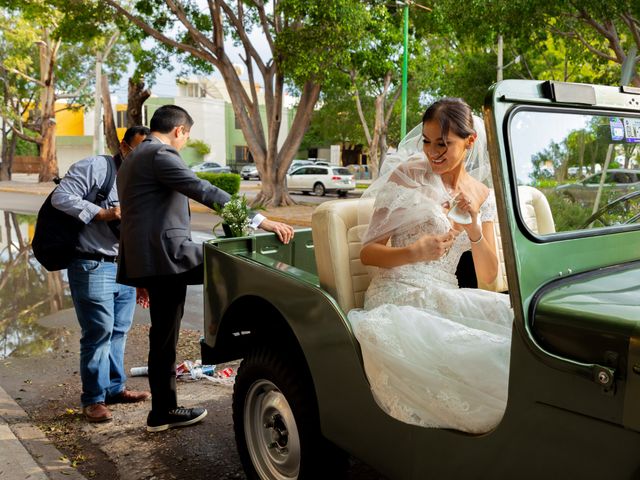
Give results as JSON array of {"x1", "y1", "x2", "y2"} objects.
[{"x1": 0, "y1": 384, "x2": 87, "y2": 479}]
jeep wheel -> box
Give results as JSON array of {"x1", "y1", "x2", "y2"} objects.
[
  {"x1": 313, "y1": 183, "x2": 326, "y2": 196},
  {"x1": 233, "y1": 347, "x2": 346, "y2": 480}
]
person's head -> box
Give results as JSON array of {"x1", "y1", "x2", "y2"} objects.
[
  {"x1": 150, "y1": 105, "x2": 194, "y2": 150},
  {"x1": 421, "y1": 98, "x2": 477, "y2": 177},
  {"x1": 119, "y1": 125, "x2": 150, "y2": 158}
]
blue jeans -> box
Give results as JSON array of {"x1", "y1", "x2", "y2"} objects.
[{"x1": 68, "y1": 259, "x2": 136, "y2": 407}]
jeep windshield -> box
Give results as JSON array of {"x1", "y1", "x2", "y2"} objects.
[{"x1": 509, "y1": 110, "x2": 640, "y2": 233}]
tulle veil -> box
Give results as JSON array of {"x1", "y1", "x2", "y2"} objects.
[{"x1": 357, "y1": 116, "x2": 491, "y2": 245}]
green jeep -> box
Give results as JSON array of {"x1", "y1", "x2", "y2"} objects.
[{"x1": 201, "y1": 80, "x2": 640, "y2": 479}]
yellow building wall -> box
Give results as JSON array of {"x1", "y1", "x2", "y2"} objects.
[{"x1": 55, "y1": 103, "x2": 84, "y2": 136}]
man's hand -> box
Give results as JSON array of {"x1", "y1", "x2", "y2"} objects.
[
  {"x1": 136, "y1": 288, "x2": 150, "y2": 309},
  {"x1": 258, "y1": 218, "x2": 295, "y2": 244},
  {"x1": 95, "y1": 206, "x2": 121, "y2": 222}
]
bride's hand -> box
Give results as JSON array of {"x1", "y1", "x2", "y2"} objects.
[
  {"x1": 411, "y1": 230, "x2": 458, "y2": 261},
  {"x1": 453, "y1": 192, "x2": 482, "y2": 241}
]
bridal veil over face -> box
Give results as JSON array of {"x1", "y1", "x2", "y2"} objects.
[{"x1": 358, "y1": 115, "x2": 492, "y2": 246}]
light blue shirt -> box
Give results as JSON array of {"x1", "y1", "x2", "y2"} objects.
[{"x1": 51, "y1": 155, "x2": 119, "y2": 256}]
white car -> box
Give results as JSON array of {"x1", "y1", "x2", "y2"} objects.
[{"x1": 287, "y1": 165, "x2": 355, "y2": 197}]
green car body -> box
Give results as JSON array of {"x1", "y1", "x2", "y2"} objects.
[{"x1": 201, "y1": 80, "x2": 640, "y2": 479}]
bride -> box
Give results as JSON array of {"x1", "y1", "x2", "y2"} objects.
[{"x1": 348, "y1": 98, "x2": 513, "y2": 434}]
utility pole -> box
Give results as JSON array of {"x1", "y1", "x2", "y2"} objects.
[
  {"x1": 497, "y1": 34, "x2": 504, "y2": 82},
  {"x1": 401, "y1": 3, "x2": 409, "y2": 138},
  {"x1": 93, "y1": 52, "x2": 104, "y2": 155}
]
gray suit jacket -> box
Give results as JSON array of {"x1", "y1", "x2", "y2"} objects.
[{"x1": 117, "y1": 136, "x2": 230, "y2": 286}]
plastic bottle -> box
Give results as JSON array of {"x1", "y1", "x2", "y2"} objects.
[{"x1": 130, "y1": 366, "x2": 149, "y2": 376}]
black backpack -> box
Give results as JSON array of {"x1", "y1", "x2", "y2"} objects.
[{"x1": 32, "y1": 155, "x2": 117, "y2": 271}]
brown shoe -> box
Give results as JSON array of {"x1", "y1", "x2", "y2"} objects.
[
  {"x1": 83, "y1": 403, "x2": 113, "y2": 423},
  {"x1": 105, "y1": 389, "x2": 151, "y2": 404}
]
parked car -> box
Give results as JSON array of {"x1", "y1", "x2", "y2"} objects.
[
  {"x1": 287, "y1": 159, "x2": 314, "y2": 174},
  {"x1": 190, "y1": 162, "x2": 231, "y2": 174},
  {"x1": 287, "y1": 165, "x2": 355, "y2": 197},
  {"x1": 555, "y1": 168, "x2": 640, "y2": 204},
  {"x1": 240, "y1": 165, "x2": 260, "y2": 180},
  {"x1": 201, "y1": 80, "x2": 640, "y2": 479}
]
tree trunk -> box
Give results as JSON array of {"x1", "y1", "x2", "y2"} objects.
[
  {"x1": 0, "y1": 123, "x2": 11, "y2": 181},
  {"x1": 127, "y1": 78, "x2": 151, "y2": 127},
  {"x1": 102, "y1": 74, "x2": 120, "y2": 155},
  {"x1": 38, "y1": 38, "x2": 59, "y2": 182}
]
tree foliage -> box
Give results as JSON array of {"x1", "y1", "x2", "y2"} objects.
[{"x1": 98, "y1": 0, "x2": 371, "y2": 206}]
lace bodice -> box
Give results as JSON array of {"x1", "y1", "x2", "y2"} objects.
[
  {"x1": 390, "y1": 184, "x2": 497, "y2": 276},
  {"x1": 364, "y1": 181, "x2": 497, "y2": 311}
]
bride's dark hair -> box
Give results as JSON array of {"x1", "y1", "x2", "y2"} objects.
[{"x1": 422, "y1": 98, "x2": 475, "y2": 145}]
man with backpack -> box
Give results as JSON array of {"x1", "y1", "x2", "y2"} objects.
[{"x1": 51, "y1": 125, "x2": 151, "y2": 423}]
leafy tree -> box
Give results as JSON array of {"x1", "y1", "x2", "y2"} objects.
[
  {"x1": 101, "y1": 0, "x2": 370, "y2": 206},
  {"x1": 0, "y1": 1, "x2": 114, "y2": 181}
]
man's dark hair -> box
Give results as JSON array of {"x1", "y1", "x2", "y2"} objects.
[
  {"x1": 123, "y1": 125, "x2": 150, "y2": 144},
  {"x1": 150, "y1": 105, "x2": 194, "y2": 133}
]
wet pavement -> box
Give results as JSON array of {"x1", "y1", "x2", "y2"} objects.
[{"x1": 0, "y1": 210, "x2": 74, "y2": 360}]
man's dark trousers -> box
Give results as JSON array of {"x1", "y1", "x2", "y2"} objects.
[{"x1": 144, "y1": 265, "x2": 203, "y2": 414}]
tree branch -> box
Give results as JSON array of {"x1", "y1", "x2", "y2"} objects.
[
  {"x1": 10, "y1": 125, "x2": 42, "y2": 144},
  {"x1": 622, "y1": 12, "x2": 640, "y2": 50},
  {"x1": 217, "y1": 0, "x2": 268, "y2": 74},
  {"x1": 165, "y1": 0, "x2": 218, "y2": 56},
  {"x1": 349, "y1": 70, "x2": 372, "y2": 145},
  {"x1": 103, "y1": 0, "x2": 219, "y2": 67},
  {"x1": 0, "y1": 65, "x2": 46, "y2": 88}
]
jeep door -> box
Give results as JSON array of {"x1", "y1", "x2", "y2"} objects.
[{"x1": 483, "y1": 80, "x2": 640, "y2": 474}]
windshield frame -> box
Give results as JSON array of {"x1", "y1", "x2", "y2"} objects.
[{"x1": 505, "y1": 104, "x2": 640, "y2": 243}]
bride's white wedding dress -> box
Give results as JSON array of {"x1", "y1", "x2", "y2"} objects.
[{"x1": 348, "y1": 177, "x2": 513, "y2": 434}]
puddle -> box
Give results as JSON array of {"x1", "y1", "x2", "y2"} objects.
[{"x1": 0, "y1": 210, "x2": 73, "y2": 359}]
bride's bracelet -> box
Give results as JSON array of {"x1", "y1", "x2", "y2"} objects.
[{"x1": 469, "y1": 232, "x2": 484, "y2": 245}]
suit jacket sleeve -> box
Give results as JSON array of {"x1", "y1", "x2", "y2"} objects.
[{"x1": 153, "y1": 144, "x2": 231, "y2": 208}]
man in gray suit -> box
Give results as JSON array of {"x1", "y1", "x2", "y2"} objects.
[{"x1": 117, "y1": 105, "x2": 293, "y2": 432}]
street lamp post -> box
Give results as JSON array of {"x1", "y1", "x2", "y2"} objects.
[
  {"x1": 401, "y1": 3, "x2": 409, "y2": 138},
  {"x1": 398, "y1": 1, "x2": 430, "y2": 139}
]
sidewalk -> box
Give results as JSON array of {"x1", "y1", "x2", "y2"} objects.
[{"x1": 0, "y1": 384, "x2": 86, "y2": 479}]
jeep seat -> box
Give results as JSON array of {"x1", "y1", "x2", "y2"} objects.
[{"x1": 311, "y1": 186, "x2": 555, "y2": 312}]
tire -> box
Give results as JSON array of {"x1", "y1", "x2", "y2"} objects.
[
  {"x1": 233, "y1": 347, "x2": 347, "y2": 480},
  {"x1": 338, "y1": 190, "x2": 348, "y2": 198},
  {"x1": 313, "y1": 183, "x2": 326, "y2": 196}
]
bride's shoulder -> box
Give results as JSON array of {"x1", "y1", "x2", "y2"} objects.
[{"x1": 466, "y1": 178, "x2": 490, "y2": 203}]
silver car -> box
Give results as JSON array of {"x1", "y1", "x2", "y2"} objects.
[
  {"x1": 555, "y1": 169, "x2": 640, "y2": 204},
  {"x1": 240, "y1": 165, "x2": 260, "y2": 180},
  {"x1": 191, "y1": 162, "x2": 232, "y2": 174}
]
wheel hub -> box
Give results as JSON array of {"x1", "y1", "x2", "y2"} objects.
[{"x1": 245, "y1": 380, "x2": 301, "y2": 480}]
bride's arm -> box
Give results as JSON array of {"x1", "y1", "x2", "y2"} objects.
[
  {"x1": 361, "y1": 232, "x2": 456, "y2": 268},
  {"x1": 469, "y1": 221, "x2": 498, "y2": 285}
]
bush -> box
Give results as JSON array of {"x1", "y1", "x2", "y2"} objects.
[
  {"x1": 545, "y1": 191, "x2": 592, "y2": 231},
  {"x1": 196, "y1": 172, "x2": 241, "y2": 195},
  {"x1": 187, "y1": 139, "x2": 211, "y2": 156}
]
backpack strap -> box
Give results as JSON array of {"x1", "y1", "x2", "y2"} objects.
[
  {"x1": 84, "y1": 155, "x2": 116, "y2": 205},
  {"x1": 95, "y1": 155, "x2": 116, "y2": 205}
]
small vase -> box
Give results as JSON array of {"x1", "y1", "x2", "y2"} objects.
[{"x1": 222, "y1": 223, "x2": 248, "y2": 237}]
